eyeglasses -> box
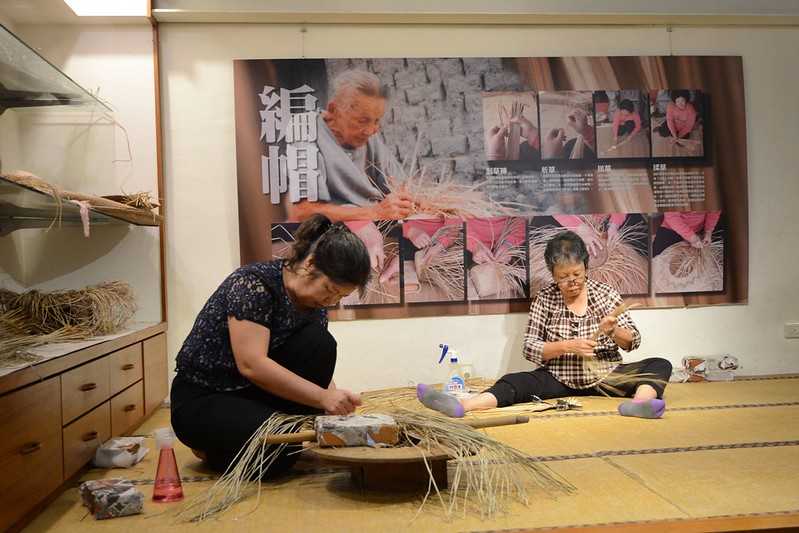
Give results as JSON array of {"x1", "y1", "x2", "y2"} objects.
[{"x1": 555, "y1": 272, "x2": 586, "y2": 287}]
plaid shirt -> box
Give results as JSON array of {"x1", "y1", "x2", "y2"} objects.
[{"x1": 523, "y1": 278, "x2": 641, "y2": 389}]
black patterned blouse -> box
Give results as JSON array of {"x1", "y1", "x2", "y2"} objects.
[{"x1": 175, "y1": 260, "x2": 328, "y2": 392}]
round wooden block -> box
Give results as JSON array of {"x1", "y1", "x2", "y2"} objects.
[
  {"x1": 307, "y1": 443, "x2": 451, "y2": 464},
  {"x1": 307, "y1": 443, "x2": 452, "y2": 491}
]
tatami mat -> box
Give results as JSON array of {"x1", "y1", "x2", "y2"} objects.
[{"x1": 22, "y1": 377, "x2": 799, "y2": 532}]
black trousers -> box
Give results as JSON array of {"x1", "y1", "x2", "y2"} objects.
[
  {"x1": 486, "y1": 357, "x2": 673, "y2": 408},
  {"x1": 656, "y1": 122, "x2": 690, "y2": 139},
  {"x1": 652, "y1": 227, "x2": 685, "y2": 257},
  {"x1": 170, "y1": 322, "x2": 336, "y2": 476},
  {"x1": 617, "y1": 120, "x2": 636, "y2": 138}
]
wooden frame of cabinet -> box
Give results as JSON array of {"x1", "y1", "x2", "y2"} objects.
[{"x1": 0, "y1": 324, "x2": 167, "y2": 530}]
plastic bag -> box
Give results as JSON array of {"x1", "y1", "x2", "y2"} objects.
[{"x1": 93, "y1": 437, "x2": 149, "y2": 468}]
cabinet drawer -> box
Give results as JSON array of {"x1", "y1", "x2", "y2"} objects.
[
  {"x1": 0, "y1": 378, "x2": 63, "y2": 530},
  {"x1": 63, "y1": 402, "x2": 110, "y2": 479},
  {"x1": 109, "y1": 343, "x2": 143, "y2": 396},
  {"x1": 143, "y1": 334, "x2": 168, "y2": 415},
  {"x1": 111, "y1": 381, "x2": 144, "y2": 437},
  {"x1": 61, "y1": 356, "x2": 110, "y2": 424}
]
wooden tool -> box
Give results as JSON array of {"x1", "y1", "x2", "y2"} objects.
[
  {"x1": 263, "y1": 413, "x2": 530, "y2": 447},
  {"x1": 590, "y1": 302, "x2": 640, "y2": 341}
]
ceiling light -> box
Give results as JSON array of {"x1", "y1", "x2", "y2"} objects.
[{"x1": 63, "y1": 0, "x2": 147, "y2": 17}]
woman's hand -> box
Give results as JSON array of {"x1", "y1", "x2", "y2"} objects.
[
  {"x1": 406, "y1": 225, "x2": 432, "y2": 249},
  {"x1": 418, "y1": 241, "x2": 446, "y2": 266},
  {"x1": 598, "y1": 314, "x2": 618, "y2": 337},
  {"x1": 607, "y1": 221, "x2": 620, "y2": 241},
  {"x1": 353, "y1": 222, "x2": 385, "y2": 271},
  {"x1": 471, "y1": 240, "x2": 494, "y2": 264},
  {"x1": 701, "y1": 232, "x2": 713, "y2": 247},
  {"x1": 688, "y1": 233, "x2": 703, "y2": 249},
  {"x1": 574, "y1": 223, "x2": 602, "y2": 257},
  {"x1": 486, "y1": 125, "x2": 508, "y2": 160},
  {"x1": 542, "y1": 128, "x2": 566, "y2": 158},
  {"x1": 320, "y1": 388, "x2": 362, "y2": 415},
  {"x1": 510, "y1": 115, "x2": 538, "y2": 145},
  {"x1": 565, "y1": 338, "x2": 597, "y2": 358}
]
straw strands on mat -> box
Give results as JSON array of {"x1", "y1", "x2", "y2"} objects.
[
  {"x1": 528, "y1": 217, "x2": 648, "y2": 295},
  {"x1": 175, "y1": 414, "x2": 312, "y2": 523},
  {"x1": 416, "y1": 225, "x2": 465, "y2": 301},
  {"x1": 653, "y1": 240, "x2": 723, "y2": 293},
  {"x1": 176, "y1": 409, "x2": 574, "y2": 523},
  {"x1": 0, "y1": 282, "x2": 136, "y2": 367}
]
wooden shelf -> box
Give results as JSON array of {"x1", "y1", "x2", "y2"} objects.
[
  {"x1": 0, "y1": 321, "x2": 167, "y2": 395},
  {"x1": 0, "y1": 174, "x2": 162, "y2": 235}
]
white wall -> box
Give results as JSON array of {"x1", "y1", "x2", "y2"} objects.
[
  {"x1": 159, "y1": 23, "x2": 799, "y2": 389},
  {"x1": 0, "y1": 23, "x2": 162, "y2": 323}
]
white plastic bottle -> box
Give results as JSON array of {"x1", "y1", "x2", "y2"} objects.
[{"x1": 446, "y1": 351, "x2": 465, "y2": 394}]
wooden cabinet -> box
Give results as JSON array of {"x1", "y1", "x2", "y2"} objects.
[
  {"x1": 111, "y1": 382, "x2": 145, "y2": 437},
  {"x1": 0, "y1": 378, "x2": 63, "y2": 529},
  {"x1": 110, "y1": 343, "x2": 143, "y2": 396},
  {"x1": 0, "y1": 324, "x2": 167, "y2": 531},
  {"x1": 61, "y1": 356, "x2": 110, "y2": 425},
  {"x1": 63, "y1": 402, "x2": 111, "y2": 479},
  {"x1": 143, "y1": 333, "x2": 169, "y2": 415}
]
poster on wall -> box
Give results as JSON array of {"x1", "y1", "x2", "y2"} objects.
[{"x1": 235, "y1": 56, "x2": 747, "y2": 320}]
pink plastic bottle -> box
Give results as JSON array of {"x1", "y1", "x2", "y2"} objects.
[{"x1": 152, "y1": 428, "x2": 184, "y2": 502}]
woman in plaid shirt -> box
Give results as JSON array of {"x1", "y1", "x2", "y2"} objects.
[{"x1": 418, "y1": 231, "x2": 672, "y2": 419}]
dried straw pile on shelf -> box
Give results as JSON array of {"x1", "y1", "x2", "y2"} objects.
[{"x1": 0, "y1": 281, "x2": 136, "y2": 368}]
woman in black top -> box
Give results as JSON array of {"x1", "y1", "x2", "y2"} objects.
[{"x1": 171, "y1": 215, "x2": 371, "y2": 475}]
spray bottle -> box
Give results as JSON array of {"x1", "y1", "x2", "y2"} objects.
[
  {"x1": 438, "y1": 344, "x2": 464, "y2": 394},
  {"x1": 152, "y1": 428, "x2": 184, "y2": 502}
]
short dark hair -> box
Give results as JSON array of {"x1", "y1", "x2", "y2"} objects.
[
  {"x1": 670, "y1": 90, "x2": 691, "y2": 103},
  {"x1": 619, "y1": 99, "x2": 635, "y2": 113},
  {"x1": 287, "y1": 214, "x2": 371, "y2": 289},
  {"x1": 544, "y1": 231, "x2": 589, "y2": 272}
]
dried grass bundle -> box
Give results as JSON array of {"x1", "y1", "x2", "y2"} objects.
[
  {"x1": 416, "y1": 225, "x2": 464, "y2": 301},
  {"x1": 528, "y1": 218, "x2": 648, "y2": 295},
  {"x1": 1, "y1": 281, "x2": 136, "y2": 336},
  {"x1": 176, "y1": 409, "x2": 573, "y2": 523},
  {"x1": 653, "y1": 240, "x2": 723, "y2": 292},
  {"x1": 470, "y1": 219, "x2": 527, "y2": 299},
  {"x1": 391, "y1": 409, "x2": 573, "y2": 519},
  {"x1": 3, "y1": 171, "x2": 163, "y2": 226},
  {"x1": 0, "y1": 328, "x2": 88, "y2": 368},
  {"x1": 0, "y1": 282, "x2": 136, "y2": 366},
  {"x1": 357, "y1": 386, "x2": 419, "y2": 413},
  {"x1": 390, "y1": 171, "x2": 516, "y2": 219},
  {"x1": 103, "y1": 192, "x2": 160, "y2": 211},
  {"x1": 372, "y1": 135, "x2": 519, "y2": 218},
  {"x1": 176, "y1": 414, "x2": 312, "y2": 523}
]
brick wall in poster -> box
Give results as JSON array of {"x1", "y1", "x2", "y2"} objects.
[{"x1": 326, "y1": 58, "x2": 524, "y2": 183}]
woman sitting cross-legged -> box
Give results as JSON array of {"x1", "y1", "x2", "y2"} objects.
[{"x1": 417, "y1": 230, "x2": 672, "y2": 419}]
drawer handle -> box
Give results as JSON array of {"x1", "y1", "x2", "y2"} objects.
[
  {"x1": 19, "y1": 442, "x2": 42, "y2": 455},
  {"x1": 82, "y1": 431, "x2": 99, "y2": 442},
  {"x1": 79, "y1": 382, "x2": 97, "y2": 392},
  {"x1": 124, "y1": 404, "x2": 137, "y2": 412},
  {"x1": 121, "y1": 363, "x2": 136, "y2": 370}
]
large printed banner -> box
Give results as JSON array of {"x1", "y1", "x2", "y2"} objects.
[{"x1": 234, "y1": 56, "x2": 747, "y2": 319}]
